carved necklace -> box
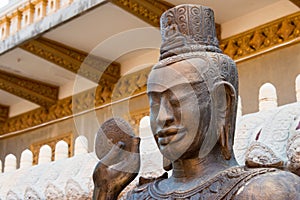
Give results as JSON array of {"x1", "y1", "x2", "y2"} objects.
[{"x1": 146, "y1": 166, "x2": 277, "y2": 199}]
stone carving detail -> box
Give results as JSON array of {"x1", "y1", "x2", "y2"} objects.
[
  {"x1": 24, "y1": 187, "x2": 42, "y2": 200},
  {"x1": 159, "y1": 4, "x2": 220, "y2": 60},
  {"x1": 127, "y1": 167, "x2": 277, "y2": 199},
  {"x1": 6, "y1": 190, "x2": 20, "y2": 200},
  {"x1": 234, "y1": 103, "x2": 300, "y2": 166},
  {"x1": 287, "y1": 134, "x2": 300, "y2": 176},
  {"x1": 95, "y1": 117, "x2": 136, "y2": 160},
  {"x1": 220, "y1": 11, "x2": 300, "y2": 61},
  {"x1": 0, "y1": 152, "x2": 97, "y2": 200},
  {"x1": 65, "y1": 179, "x2": 90, "y2": 200},
  {"x1": 245, "y1": 141, "x2": 284, "y2": 168},
  {"x1": 92, "y1": 4, "x2": 300, "y2": 199},
  {"x1": 44, "y1": 183, "x2": 64, "y2": 200}
]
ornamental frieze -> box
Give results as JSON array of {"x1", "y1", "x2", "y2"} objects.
[
  {"x1": 220, "y1": 11, "x2": 300, "y2": 62},
  {"x1": 109, "y1": 0, "x2": 173, "y2": 27},
  {"x1": 20, "y1": 38, "x2": 121, "y2": 84},
  {"x1": 0, "y1": 67, "x2": 151, "y2": 136}
]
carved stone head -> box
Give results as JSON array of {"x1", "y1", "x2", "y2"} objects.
[{"x1": 147, "y1": 4, "x2": 238, "y2": 162}]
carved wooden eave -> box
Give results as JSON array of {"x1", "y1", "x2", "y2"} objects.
[
  {"x1": 20, "y1": 37, "x2": 121, "y2": 84},
  {"x1": 109, "y1": 0, "x2": 173, "y2": 27},
  {"x1": 0, "y1": 104, "x2": 9, "y2": 122},
  {"x1": 290, "y1": 0, "x2": 300, "y2": 8},
  {"x1": 110, "y1": 0, "x2": 300, "y2": 61},
  {"x1": 0, "y1": 69, "x2": 58, "y2": 108},
  {"x1": 108, "y1": 0, "x2": 222, "y2": 40},
  {"x1": 220, "y1": 11, "x2": 300, "y2": 62},
  {"x1": 0, "y1": 66, "x2": 150, "y2": 137}
]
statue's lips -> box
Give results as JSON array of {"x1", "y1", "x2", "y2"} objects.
[{"x1": 157, "y1": 127, "x2": 186, "y2": 145}]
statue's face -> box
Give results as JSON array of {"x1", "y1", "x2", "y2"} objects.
[{"x1": 147, "y1": 59, "x2": 212, "y2": 161}]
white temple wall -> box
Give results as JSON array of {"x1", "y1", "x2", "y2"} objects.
[{"x1": 237, "y1": 42, "x2": 300, "y2": 114}]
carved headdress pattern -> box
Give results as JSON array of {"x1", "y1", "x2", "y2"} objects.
[{"x1": 159, "y1": 4, "x2": 221, "y2": 60}]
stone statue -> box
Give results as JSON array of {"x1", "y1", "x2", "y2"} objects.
[{"x1": 93, "y1": 4, "x2": 300, "y2": 199}]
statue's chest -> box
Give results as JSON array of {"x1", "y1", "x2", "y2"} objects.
[{"x1": 127, "y1": 167, "x2": 277, "y2": 200}]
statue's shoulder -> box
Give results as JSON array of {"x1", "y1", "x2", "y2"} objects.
[
  {"x1": 234, "y1": 169, "x2": 300, "y2": 199},
  {"x1": 125, "y1": 182, "x2": 152, "y2": 200},
  {"x1": 125, "y1": 173, "x2": 168, "y2": 200}
]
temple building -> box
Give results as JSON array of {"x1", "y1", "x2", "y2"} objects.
[{"x1": 0, "y1": 0, "x2": 300, "y2": 199}]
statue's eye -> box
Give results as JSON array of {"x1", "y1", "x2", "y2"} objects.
[
  {"x1": 169, "y1": 98, "x2": 179, "y2": 107},
  {"x1": 149, "y1": 93, "x2": 160, "y2": 108}
]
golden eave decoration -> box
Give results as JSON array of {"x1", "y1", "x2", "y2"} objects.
[
  {"x1": 109, "y1": 0, "x2": 300, "y2": 62},
  {"x1": 220, "y1": 11, "x2": 300, "y2": 62}
]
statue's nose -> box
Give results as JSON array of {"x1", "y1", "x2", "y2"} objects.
[{"x1": 156, "y1": 97, "x2": 175, "y2": 127}]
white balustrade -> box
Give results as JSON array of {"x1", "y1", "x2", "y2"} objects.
[
  {"x1": 74, "y1": 136, "x2": 88, "y2": 155},
  {"x1": 38, "y1": 145, "x2": 52, "y2": 164},
  {"x1": 4, "y1": 154, "x2": 16, "y2": 173},
  {"x1": 296, "y1": 74, "x2": 300, "y2": 102},
  {"x1": 259, "y1": 83, "x2": 278, "y2": 111},
  {"x1": 20, "y1": 149, "x2": 33, "y2": 169},
  {"x1": 55, "y1": 140, "x2": 69, "y2": 161}
]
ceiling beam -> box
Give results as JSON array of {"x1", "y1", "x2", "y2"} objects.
[
  {"x1": 0, "y1": 104, "x2": 9, "y2": 122},
  {"x1": 109, "y1": 0, "x2": 222, "y2": 40},
  {"x1": 0, "y1": 69, "x2": 59, "y2": 107},
  {"x1": 289, "y1": 0, "x2": 300, "y2": 8},
  {"x1": 20, "y1": 37, "x2": 121, "y2": 85},
  {"x1": 109, "y1": 0, "x2": 173, "y2": 27}
]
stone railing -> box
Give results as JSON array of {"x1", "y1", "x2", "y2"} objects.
[
  {"x1": 237, "y1": 74, "x2": 300, "y2": 117},
  {"x1": 234, "y1": 74, "x2": 300, "y2": 166},
  {"x1": 1, "y1": 135, "x2": 88, "y2": 173},
  {"x1": 0, "y1": 0, "x2": 73, "y2": 40},
  {"x1": 0, "y1": 116, "x2": 165, "y2": 199},
  {"x1": 0, "y1": 135, "x2": 95, "y2": 199}
]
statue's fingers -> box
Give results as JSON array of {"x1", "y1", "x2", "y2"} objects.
[
  {"x1": 131, "y1": 136, "x2": 141, "y2": 153},
  {"x1": 100, "y1": 141, "x2": 125, "y2": 166}
]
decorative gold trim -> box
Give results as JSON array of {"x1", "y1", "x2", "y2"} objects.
[
  {"x1": 109, "y1": 0, "x2": 173, "y2": 27},
  {"x1": 110, "y1": 66, "x2": 151, "y2": 101},
  {"x1": 0, "y1": 67, "x2": 151, "y2": 135},
  {"x1": 220, "y1": 11, "x2": 300, "y2": 62},
  {"x1": 109, "y1": 0, "x2": 300, "y2": 61},
  {"x1": 20, "y1": 37, "x2": 121, "y2": 84},
  {"x1": 0, "y1": 104, "x2": 9, "y2": 122},
  {"x1": 289, "y1": 0, "x2": 300, "y2": 8},
  {"x1": 0, "y1": 69, "x2": 58, "y2": 107},
  {"x1": 30, "y1": 132, "x2": 73, "y2": 165}
]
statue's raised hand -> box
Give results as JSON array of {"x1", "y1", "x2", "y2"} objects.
[{"x1": 92, "y1": 118, "x2": 141, "y2": 200}]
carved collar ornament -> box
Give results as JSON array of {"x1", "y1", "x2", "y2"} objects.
[{"x1": 127, "y1": 166, "x2": 278, "y2": 199}]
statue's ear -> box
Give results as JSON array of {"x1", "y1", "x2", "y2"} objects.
[{"x1": 212, "y1": 81, "x2": 236, "y2": 160}]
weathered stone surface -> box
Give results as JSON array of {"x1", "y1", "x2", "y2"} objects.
[{"x1": 234, "y1": 102, "x2": 300, "y2": 165}]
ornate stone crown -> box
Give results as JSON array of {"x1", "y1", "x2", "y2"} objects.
[{"x1": 159, "y1": 4, "x2": 221, "y2": 60}]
